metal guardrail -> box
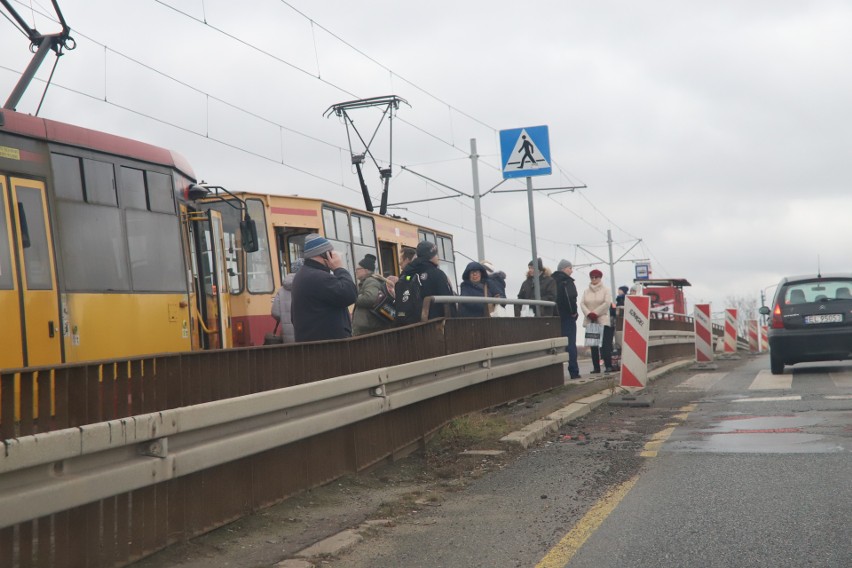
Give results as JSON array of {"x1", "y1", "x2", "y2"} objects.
[{"x1": 0, "y1": 338, "x2": 566, "y2": 529}]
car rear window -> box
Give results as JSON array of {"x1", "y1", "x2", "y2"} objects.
[{"x1": 782, "y1": 279, "x2": 852, "y2": 304}]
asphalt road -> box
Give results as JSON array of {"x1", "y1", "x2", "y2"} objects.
[{"x1": 327, "y1": 355, "x2": 852, "y2": 568}]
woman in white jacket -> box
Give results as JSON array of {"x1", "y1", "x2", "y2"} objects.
[
  {"x1": 580, "y1": 269, "x2": 613, "y2": 374},
  {"x1": 271, "y1": 258, "x2": 303, "y2": 344}
]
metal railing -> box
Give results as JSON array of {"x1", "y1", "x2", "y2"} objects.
[
  {"x1": 0, "y1": 337, "x2": 566, "y2": 529},
  {"x1": 0, "y1": 318, "x2": 566, "y2": 568}
]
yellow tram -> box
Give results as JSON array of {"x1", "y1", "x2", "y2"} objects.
[{"x1": 0, "y1": 109, "x2": 457, "y2": 369}]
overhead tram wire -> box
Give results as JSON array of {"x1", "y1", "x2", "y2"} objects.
[
  {"x1": 9, "y1": 2, "x2": 655, "y2": 267},
  {"x1": 1, "y1": 5, "x2": 519, "y2": 242},
  {"x1": 0, "y1": 63, "x2": 363, "y2": 197}
]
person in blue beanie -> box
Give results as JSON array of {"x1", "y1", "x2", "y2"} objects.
[{"x1": 291, "y1": 234, "x2": 358, "y2": 342}]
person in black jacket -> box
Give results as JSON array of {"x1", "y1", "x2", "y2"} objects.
[
  {"x1": 514, "y1": 258, "x2": 557, "y2": 317},
  {"x1": 402, "y1": 241, "x2": 455, "y2": 320},
  {"x1": 458, "y1": 261, "x2": 493, "y2": 317},
  {"x1": 552, "y1": 259, "x2": 581, "y2": 378},
  {"x1": 291, "y1": 234, "x2": 358, "y2": 342}
]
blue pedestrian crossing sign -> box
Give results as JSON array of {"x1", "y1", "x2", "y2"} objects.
[{"x1": 500, "y1": 125, "x2": 552, "y2": 179}]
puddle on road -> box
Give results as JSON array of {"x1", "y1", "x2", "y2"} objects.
[{"x1": 667, "y1": 413, "x2": 845, "y2": 454}]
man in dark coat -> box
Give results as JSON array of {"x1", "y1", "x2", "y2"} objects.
[
  {"x1": 552, "y1": 259, "x2": 581, "y2": 378},
  {"x1": 291, "y1": 234, "x2": 358, "y2": 342},
  {"x1": 402, "y1": 240, "x2": 455, "y2": 320},
  {"x1": 514, "y1": 258, "x2": 557, "y2": 317}
]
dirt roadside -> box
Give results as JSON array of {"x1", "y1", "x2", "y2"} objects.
[{"x1": 131, "y1": 372, "x2": 624, "y2": 568}]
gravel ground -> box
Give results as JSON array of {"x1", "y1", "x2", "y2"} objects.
[{"x1": 130, "y1": 369, "x2": 631, "y2": 568}]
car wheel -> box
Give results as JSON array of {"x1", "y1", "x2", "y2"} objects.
[{"x1": 770, "y1": 351, "x2": 784, "y2": 375}]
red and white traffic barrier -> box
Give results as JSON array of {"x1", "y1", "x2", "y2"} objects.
[
  {"x1": 748, "y1": 319, "x2": 759, "y2": 353},
  {"x1": 620, "y1": 295, "x2": 651, "y2": 389},
  {"x1": 693, "y1": 303, "x2": 714, "y2": 364},
  {"x1": 760, "y1": 324, "x2": 768, "y2": 352},
  {"x1": 724, "y1": 308, "x2": 738, "y2": 354}
]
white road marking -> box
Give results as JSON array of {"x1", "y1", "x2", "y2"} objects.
[
  {"x1": 825, "y1": 395, "x2": 852, "y2": 400},
  {"x1": 733, "y1": 395, "x2": 802, "y2": 403},
  {"x1": 749, "y1": 370, "x2": 793, "y2": 390}
]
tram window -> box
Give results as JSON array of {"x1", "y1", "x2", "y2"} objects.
[
  {"x1": 204, "y1": 201, "x2": 243, "y2": 294},
  {"x1": 351, "y1": 214, "x2": 375, "y2": 246},
  {"x1": 437, "y1": 235, "x2": 457, "y2": 290},
  {"x1": 245, "y1": 199, "x2": 273, "y2": 294},
  {"x1": 335, "y1": 210, "x2": 349, "y2": 240},
  {"x1": 0, "y1": 189, "x2": 11, "y2": 289},
  {"x1": 119, "y1": 166, "x2": 147, "y2": 210},
  {"x1": 16, "y1": 186, "x2": 53, "y2": 290},
  {"x1": 328, "y1": 238, "x2": 354, "y2": 274},
  {"x1": 147, "y1": 171, "x2": 175, "y2": 214},
  {"x1": 437, "y1": 236, "x2": 454, "y2": 261},
  {"x1": 418, "y1": 230, "x2": 437, "y2": 244},
  {"x1": 57, "y1": 201, "x2": 130, "y2": 291},
  {"x1": 126, "y1": 209, "x2": 184, "y2": 291},
  {"x1": 51, "y1": 154, "x2": 84, "y2": 201},
  {"x1": 82, "y1": 159, "x2": 117, "y2": 207},
  {"x1": 322, "y1": 209, "x2": 336, "y2": 240},
  {"x1": 288, "y1": 233, "x2": 307, "y2": 264}
]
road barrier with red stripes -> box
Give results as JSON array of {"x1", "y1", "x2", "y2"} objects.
[
  {"x1": 693, "y1": 303, "x2": 714, "y2": 364},
  {"x1": 724, "y1": 308, "x2": 738, "y2": 354},
  {"x1": 748, "y1": 319, "x2": 759, "y2": 353},
  {"x1": 620, "y1": 295, "x2": 651, "y2": 389}
]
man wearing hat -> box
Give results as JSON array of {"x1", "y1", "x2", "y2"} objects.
[
  {"x1": 514, "y1": 258, "x2": 557, "y2": 317},
  {"x1": 352, "y1": 253, "x2": 394, "y2": 335},
  {"x1": 400, "y1": 240, "x2": 455, "y2": 321},
  {"x1": 291, "y1": 233, "x2": 358, "y2": 342},
  {"x1": 552, "y1": 259, "x2": 581, "y2": 378}
]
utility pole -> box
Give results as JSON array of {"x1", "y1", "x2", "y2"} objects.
[
  {"x1": 470, "y1": 138, "x2": 485, "y2": 261},
  {"x1": 527, "y1": 176, "x2": 542, "y2": 310},
  {"x1": 607, "y1": 229, "x2": 616, "y2": 297},
  {"x1": 577, "y1": 230, "x2": 647, "y2": 291}
]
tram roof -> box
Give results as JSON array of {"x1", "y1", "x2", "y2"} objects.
[{"x1": 0, "y1": 108, "x2": 195, "y2": 180}]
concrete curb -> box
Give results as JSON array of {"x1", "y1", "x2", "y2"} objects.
[
  {"x1": 500, "y1": 358, "x2": 693, "y2": 448},
  {"x1": 291, "y1": 520, "x2": 393, "y2": 562}
]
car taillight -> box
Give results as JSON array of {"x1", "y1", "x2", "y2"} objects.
[{"x1": 771, "y1": 304, "x2": 784, "y2": 329}]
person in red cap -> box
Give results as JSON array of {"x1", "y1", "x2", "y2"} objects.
[{"x1": 581, "y1": 268, "x2": 614, "y2": 373}]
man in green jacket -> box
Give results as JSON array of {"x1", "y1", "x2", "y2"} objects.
[{"x1": 352, "y1": 253, "x2": 394, "y2": 336}]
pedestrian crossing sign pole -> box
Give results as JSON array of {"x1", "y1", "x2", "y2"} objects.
[{"x1": 499, "y1": 125, "x2": 552, "y2": 308}]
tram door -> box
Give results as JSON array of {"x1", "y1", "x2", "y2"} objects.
[
  {"x1": 0, "y1": 177, "x2": 62, "y2": 368},
  {"x1": 189, "y1": 209, "x2": 232, "y2": 349}
]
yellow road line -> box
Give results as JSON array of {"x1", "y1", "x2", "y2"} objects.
[
  {"x1": 535, "y1": 475, "x2": 639, "y2": 568},
  {"x1": 537, "y1": 403, "x2": 696, "y2": 566}
]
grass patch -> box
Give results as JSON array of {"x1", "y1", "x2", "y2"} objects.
[{"x1": 427, "y1": 413, "x2": 511, "y2": 454}]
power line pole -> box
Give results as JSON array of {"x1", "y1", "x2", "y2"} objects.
[
  {"x1": 607, "y1": 229, "x2": 616, "y2": 297},
  {"x1": 470, "y1": 138, "x2": 485, "y2": 261}
]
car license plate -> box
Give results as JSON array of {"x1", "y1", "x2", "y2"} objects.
[{"x1": 804, "y1": 314, "x2": 842, "y2": 324}]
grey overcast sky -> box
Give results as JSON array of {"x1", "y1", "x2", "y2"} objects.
[{"x1": 3, "y1": 0, "x2": 852, "y2": 317}]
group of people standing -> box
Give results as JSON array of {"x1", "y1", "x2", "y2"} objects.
[
  {"x1": 270, "y1": 234, "x2": 628, "y2": 379},
  {"x1": 512, "y1": 259, "x2": 628, "y2": 379},
  {"x1": 270, "y1": 235, "x2": 456, "y2": 344}
]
